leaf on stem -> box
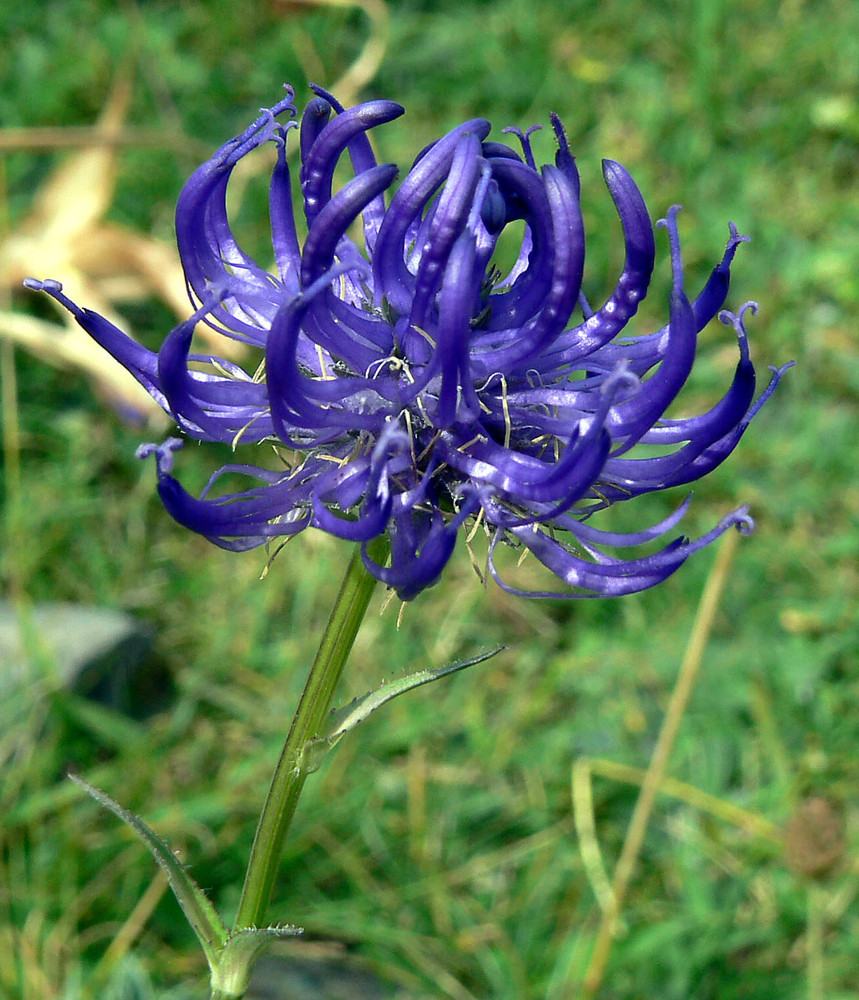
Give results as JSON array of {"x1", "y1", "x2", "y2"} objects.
[
  {"x1": 297, "y1": 646, "x2": 504, "y2": 774},
  {"x1": 210, "y1": 926, "x2": 303, "y2": 1000},
  {"x1": 69, "y1": 772, "x2": 229, "y2": 968}
]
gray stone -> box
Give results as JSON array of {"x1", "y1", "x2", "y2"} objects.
[
  {"x1": 0, "y1": 601, "x2": 170, "y2": 718},
  {"x1": 247, "y1": 952, "x2": 406, "y2": 1000}
]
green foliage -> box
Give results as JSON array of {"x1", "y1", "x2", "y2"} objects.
[{"x1": 2, "y1": 1, "x2": 857, "y2": 998}]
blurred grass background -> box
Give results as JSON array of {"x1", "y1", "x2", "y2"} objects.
[{"x1": 1, "y1": 0, "x2": 857, "y2": 997}]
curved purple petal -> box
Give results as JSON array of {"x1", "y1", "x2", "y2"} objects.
[
  {"x1": 29, "y1": 87, "x2": 791, "y2": 600},
  {"x1": 540, "y1": 160, "x2": 655, "y2": 368},
  {"x1": 300, "y1": 98, "x2": 404, "y2": 227},
  {"x1": 372, "y1": 117, "x2": 492, "y2": 316}
]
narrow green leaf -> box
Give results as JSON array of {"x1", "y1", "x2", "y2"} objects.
[
  {"x1": 69, "y1": 773, "x2": 228, "y2": 965},
  {"x1": 298, "y1": 647, "x2": 504, "y2": 773}
]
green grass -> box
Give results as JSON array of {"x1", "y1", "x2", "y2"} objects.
[{"x1": 1, "y1": 1, "x2": 857, "y2": 998}]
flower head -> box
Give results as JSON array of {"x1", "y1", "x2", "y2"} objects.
[{"x1": 27, "y1": 85, "x2": 792, "y2": 600}]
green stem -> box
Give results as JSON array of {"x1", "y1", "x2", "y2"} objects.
[{"x1": 233, "y1": 537, "x2": 388, "y2": 932}]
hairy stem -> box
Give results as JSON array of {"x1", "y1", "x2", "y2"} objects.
[{"x1": 234, "y1": 537, "x2": 388, "y2": 932}]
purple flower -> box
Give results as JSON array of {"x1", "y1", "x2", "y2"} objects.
[{"x1": 26, "y1": 85, "x2": 792, "y2": 600}]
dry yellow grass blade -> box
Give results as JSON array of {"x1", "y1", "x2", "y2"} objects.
[
  {"x1": 0, "y1": 308, "x2": 164, "y2": 423},
  {"x1": 0, "y1": 75, "x2": 164, "y2": 421},
  {"x1": 572, "y1": 757, "x2": 782, "y2": 920},
  {"x1": 1, "y1": 75, "x2": 227, "y2": 424},
  {"x1": 578, "y1": 528, "x2": 744, "y2": 996},
  {"x1": 274, "y1": 0, "x2": 389, "y2": 107},
  {"x1": 1, "y1": 1, "x2": 389, "y2": 424}
]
